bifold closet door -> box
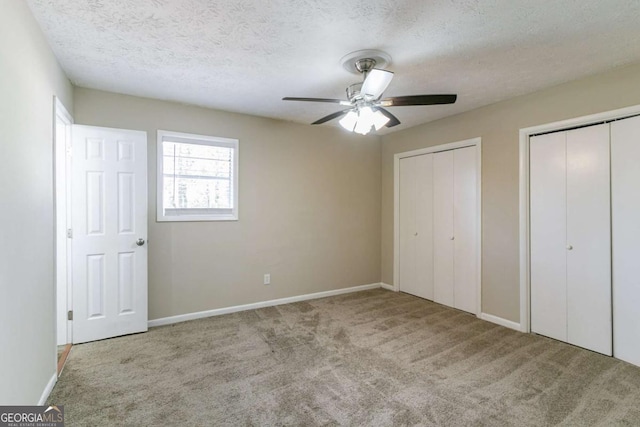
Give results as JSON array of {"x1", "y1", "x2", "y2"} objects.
[
  {"x1": 530, "y1": 132, "x2": 568, "y2": 342},
  {"x1": 611, "y1": 116, "x2": 640, "y2": 366},
  {"x1": 530, "y1": 124, "x2": 611, "y2": 356},
  {"x1": 399, "y1": 154, "x2": 434, "y2": 300},
  {"x1": 433, "y1": 147, "x2": 477, "y2": 313},
  {"x1": 566, "y1": 125, "x2": 611, "y2": 356},
  {"x1": 433, "y1": 151, "x2": 455, "y2": 307},
  {"x1": 453, "y1": 146, "x2": 478, "y2": 314}
]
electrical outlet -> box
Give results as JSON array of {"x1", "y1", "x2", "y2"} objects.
[{"x1": 263, "y1": 274, "x2": 271, "y2": 285}]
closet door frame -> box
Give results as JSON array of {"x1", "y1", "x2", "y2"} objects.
[
  {"x1": 393, "y1": 137, "x2": 482, "y2": 316},
  {"x1": 519, "y1": 103, "x2": 640, "y2": 333}
]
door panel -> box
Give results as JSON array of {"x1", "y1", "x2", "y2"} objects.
[
  {"x1": 530, "y1": 132, "x2": 568, "y2": 342},
  {"x1": 72, "y1": 125, "x2": 148, "y2": 344},
  {"x1": 434, "y1": 151, "x2": 455, "y2": 307},
  {"x1": 414, "y1": 154, "x2": 434, "y2": 300},
  {"x1": 399, "y1": 157, "x2": 417, "y2": 297},
  {"x1": 453, "y1": 146, "x2": 477, "y2": 314},
  {"x1": 566, "y1": 124, "x2": 611, "y2": 356},
  {"x1": 611, "y1": 116, "x2": 640, "y2": 366},
  {"x1": 399, "y1": 155, "x2": 434, "y2": 300}
]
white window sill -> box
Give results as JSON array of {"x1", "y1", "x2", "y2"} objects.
[{"x1": 157, "y1": 213, "x2": 238, "y2": 222}]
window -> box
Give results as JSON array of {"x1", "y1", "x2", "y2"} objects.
[{"x1": 157, "y1": 130, "x2": 238, "y2": 221}]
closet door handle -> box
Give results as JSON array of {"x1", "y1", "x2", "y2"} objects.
[
  {"x1": 450, "y1": 236, "x2": 455, "y2": 240},
  {"x1": 567, "y1": 245, "x2": 573, "y2": 250},
  {"x1": 414, "y1": 232, "x2": 418, "y2": 236}
]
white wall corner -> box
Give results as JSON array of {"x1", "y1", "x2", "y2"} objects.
[
  {"x1": 148, "y1": 282, "x2": 385, "y2": 328},
  {"x1": 380, "y1": 282, "x2": 396, "y2": 291},
  {"x1": 479, "y1": 312, "x2": 522, "y2": 332},
  {"x1": 38, "y1": 373, "x2": 57, "y2": 405}
]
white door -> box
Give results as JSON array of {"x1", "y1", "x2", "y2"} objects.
[
  {"x1": 399, "y1": 156, "x2": 418, "y2": 296},
  {"x1": 415, "y1": 154, "x2": 435, "y2": 301},
  {"x1": 433, "y1": 150, "x2": 455, "y2": 307},
  {"x1": 453, "y1": 146, "x2": 477, "y2": 314},
  {"x1": 611, "y1": 116, "x2": 640, "y2": 366},
  {"x1": 398, "y1": 155, "x2": 434, "y2": 300},
  {"x1": 71, "y1": 125, "x2": 148, "y2": 344},
  {"x1": 566, "y1": 124, "x2": 611, "y2": 356},
  {"x1": 530, "y1": 132, "x2": 568, "y2": 342},
  {"x1": 530, "y1": 125, "x2": 611, "y2": 356}
]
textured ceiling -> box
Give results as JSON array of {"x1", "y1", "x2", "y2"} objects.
[{"x1": 27, "y1": 0, "x2": 640, "y2": 134}]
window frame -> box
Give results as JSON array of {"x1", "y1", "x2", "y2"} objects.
[{"x1": 156, "y1": 130, "x2": 239, "y2": 222}]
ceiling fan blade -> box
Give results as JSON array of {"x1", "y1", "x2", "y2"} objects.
[
  {"x1": 379, "y1": 94, "x2": 457, "y2": 107},
  {"x1": 361, "y1": 69, "x2": 394, "y2": 100},
  {"x1": 283, "y1": 97, "x2": 350, "y2": 105},
  {"x1": 374, "y1": 107, "x2": 401, "y2": 128},
  {"x1": 311, "y1": 109, "x2": 351, "y2": 125}
]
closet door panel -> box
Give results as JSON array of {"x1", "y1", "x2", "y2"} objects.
[
  {"x1": 453, "y1": 146, "x2": 477, "y2": 314},
  {"x1": 414, "y1": 154, "x2": 435, "y2": 300},
  {"x1": 566, "y1": 124, "x2": 612, "y2": 356},
  {"x1": 530, "y1": 132, "x2": 568, "y2": 342},
  {"x1": 433, "y1": 150, "x2": 455, "y2": 307},
  {"x1": 399, "y1": 157, "x2": 418, "y2": 297},
  {"x1": 611, "y1": 116, "x2": 640, "y2": 366}
]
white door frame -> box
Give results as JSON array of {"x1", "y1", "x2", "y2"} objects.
[
  {"x1": 54, "y1": 96, "x2": 73, "y2": 347},
  {"x1": 393, "y1": 137, "x2": 482, "y2": 316},
  {"x1": 518, "y1": 104, "x2": 640, "y2": 333}
]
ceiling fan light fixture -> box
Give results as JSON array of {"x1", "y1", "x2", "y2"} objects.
[
  {"x1": 339, "y1": 110, "x2": 358, "y2": 131},
  {"x1": 354, "y1": 120, "x2": 372, "y2": 135},
  {"x1": 355, "y1": 106, "x2": 375, "y2": 135},
  {"x1": 339, "y1": 106, "x2": 391, "y2": 135},
  {"x1": 372, "y1": 109, "x2": 391, "y2": 131}
]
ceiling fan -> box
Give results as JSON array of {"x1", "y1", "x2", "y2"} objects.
[{"x1": 283, "y1": 50, "x2": 457, "y2": 135}]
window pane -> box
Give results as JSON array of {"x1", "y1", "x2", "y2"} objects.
[
  {"x1": 171, "y1": 156, "x2": 231, "y2": 178},
  {"x1": 162, "y1": 139, "x2": 234, "y2": 212},
  {"x1": 165, "y1": 177, "x2": 231, "y2": 209}
]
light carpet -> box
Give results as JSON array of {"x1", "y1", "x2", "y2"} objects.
[{"x1": 49, "y1": 289, "x2": 640, "y2": 426}]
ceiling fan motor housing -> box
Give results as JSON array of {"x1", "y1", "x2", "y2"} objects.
[{"x1": 347, "y1": 83, "x2": 363, "y2": 102}]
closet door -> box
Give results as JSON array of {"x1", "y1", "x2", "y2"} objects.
[
  {"x1": 530, "y1": 132, "x2": 568, "y2": 342},
  {"x1": 399, "y1": 155, "x2": 434, "y2": 300},
  {"x1": 399, "y1": 156, "x2": 418, "y2": 296},
  {"x1": 415, "y1": 154, "x2": 435, "y2": 300},
  {"x1": 433, "y1": 151, "x2": 455, "y2": 307},
  {"x1": 453, "y1": 146, "x2": 477, "y2": 314},
  {"x1": 611, "y1": 116, "x2": 640, "y2": 366},
  {"x1": 566, "y1": 124, "x2": 611, "y2": 356}
]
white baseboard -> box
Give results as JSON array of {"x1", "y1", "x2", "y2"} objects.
[
  {"x1": 149, "y1": 282, "x2": 384, "y2": 328},
  {"x1": 479, "y1": 312, "x2": 522, "y2": 332},
  {"x1": 38, "y1": 373, "x2": 57, "y2": 405},
  {"x1": 380, "y1": 282, "x2": 396, "y2": 291}
]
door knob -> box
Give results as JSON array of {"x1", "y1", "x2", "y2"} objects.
[
  {"x1": 136, "y1": 238, "x2": 146, "y2": 246},
  {"x1": 450, "y1": 236, "x2": 455, "y2": 240},
  {"x1": 567, "y1": 245, "x2": 573, "y2": 250},
  {"x1": 414, "y1": 232, "x2": 418, "y2": 236}
]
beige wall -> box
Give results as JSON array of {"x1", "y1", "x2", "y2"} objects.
[
  {"x1": 0, "y1": 1, "x2": 73, "y2": 404},
  {"x1": 381, "y1": 62, "x2": 640, "y2": 323},
  {"x1": 74, "y1": 88, "x2": 381, "y2": 320}
]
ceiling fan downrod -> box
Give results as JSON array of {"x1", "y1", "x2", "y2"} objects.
[{"x1": 354, "y1": 58, "x2": 376, "y2": 77}]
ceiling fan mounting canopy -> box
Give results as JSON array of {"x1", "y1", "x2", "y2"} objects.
[
  {"x1": 283, "y1": 49, "x2": 457, "y2": 134},
  {"x1": 340, "y1": 49, "x2": 392, "y2": 74}
]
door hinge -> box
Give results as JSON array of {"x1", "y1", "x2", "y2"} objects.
[
  {"x1": 67, "y1": 310, "x2": 73, "y2": 321},
  {"x1": 66, "y1": 229, "x2": 73, "y2": 239}
]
